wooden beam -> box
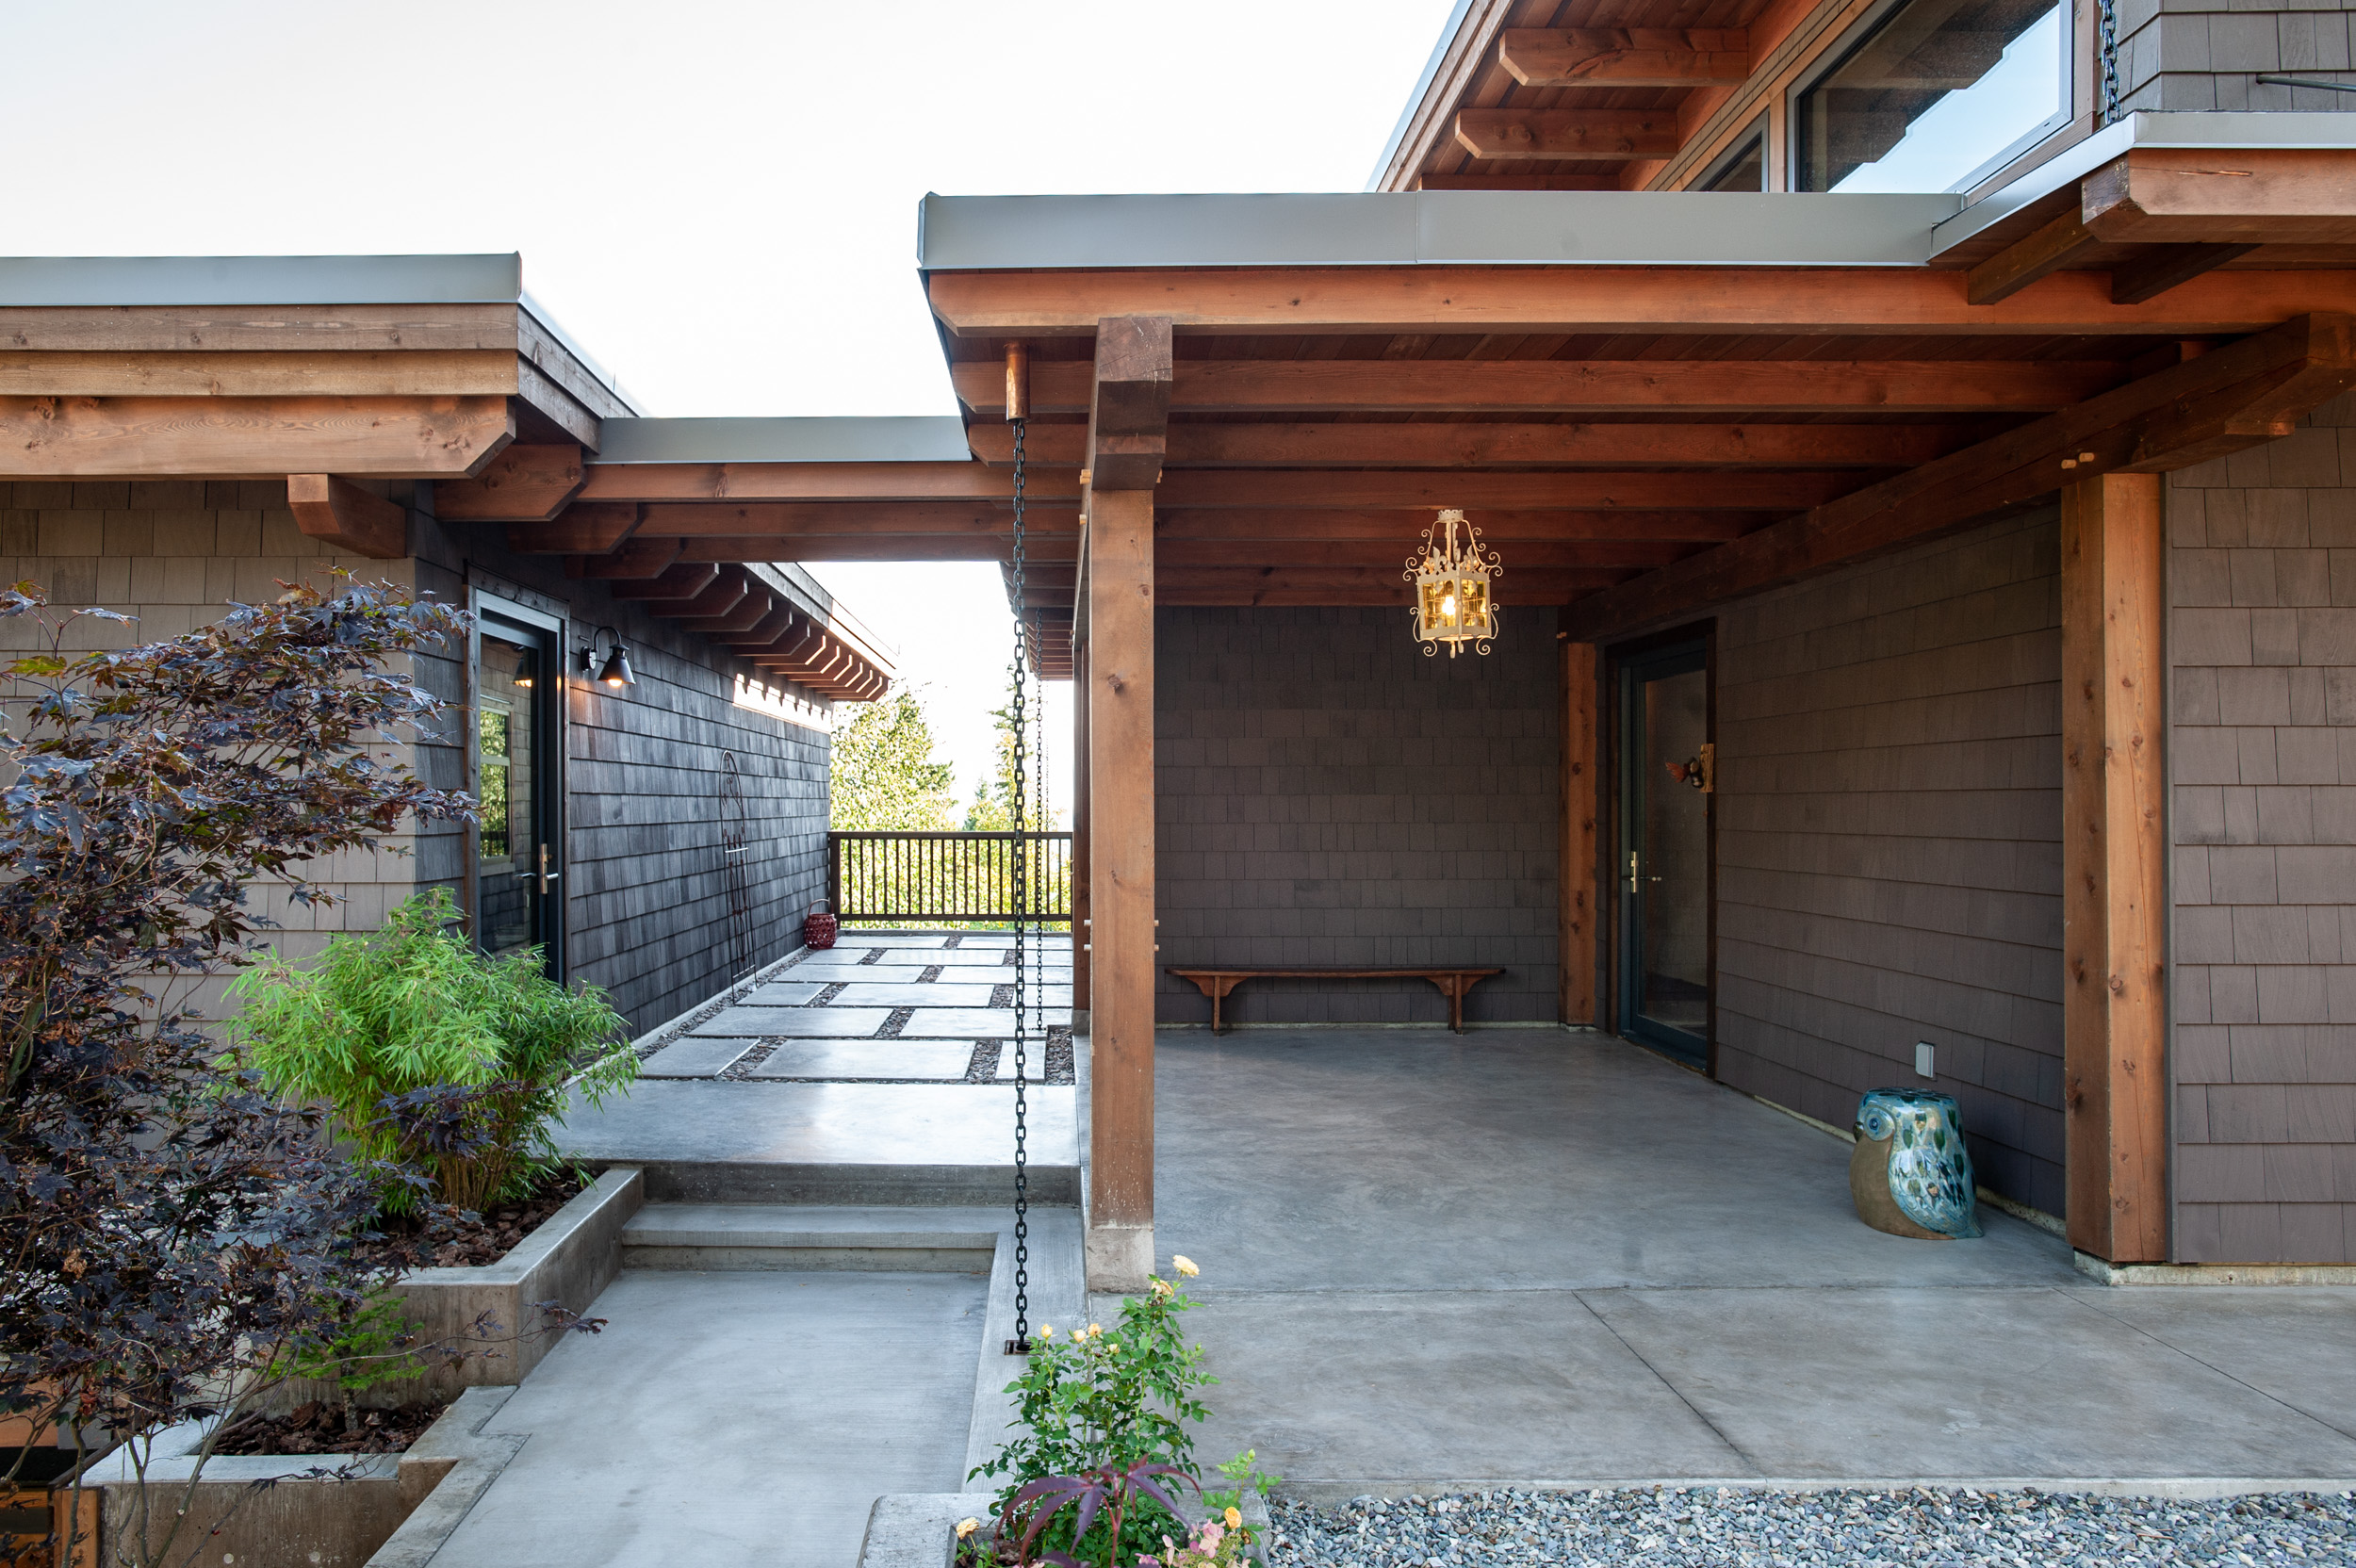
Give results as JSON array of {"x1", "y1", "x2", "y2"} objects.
[
  {"x1": 1155, "y1": 507, "x2": 1770, "y2": 542},
  {"x1": 2060, "y1": 471, "x2": 2168, "y2": 1263},
  {"x1": 952, "y1": 358, "x2": 2119, "y2": 416},
  {"x1": 684, "y1": 590, "x2": 777, "y2": 635},
  {"x1": 1153, "y1": 538, "x2": 1693, "y2": 568},
  {"x1": 2110, "y1": 244, "x2": 2261, "y2": 306},
  {"x1": 1085, "y1": 315, "x2": 1174, "y2": 492},
  {"x1": 1498, "y1": 27, "x2": 1748, "y2": 86},
  {"x1": 716, "y1": 603, "x2": 804, "y2": 651},
  {"x1": 1027, "y1": 564, "x2": 1627, "y2": 598},
  {"x1": 608, "y1": 564, "x2": 719, "y2": 604},
  {"x1": 0, "y1": 394, "x2": 514, "y2": 479},
  {"x1": 1071, "y1": 634, "x2": 1092, "y2": 1019},
  {"x1": 1453, "y1": 109, "x2": 1680, "y2": 160},
  {"x1": 286, "y1": 474, "x2": 406, "y2": 558},
  {"x1": 1969, "y1": 207, "x2": 2106, "y2": 306},
  {"x1": 1562, "y1": 312, "x2": 2356, "y2": 642},
  {"x1": 926, "y1": 266, "x2": 2356, "y2": 337},
  {"x1": 632, "y1": 501, "x2": 1081, "y2": 537},
  {"x1": 1158, "y1": 468, "x2": 1860, "y2": 510},
  {"x1": 2084, "y1": 147, "x2": 2356, "y2": 246},
  {"x1": 659, "y1": 573, "x2": 747, "y2": 623},
  {"x1": 1415, "y1": 173, "x2": 1619, "y2": 190},
  {"x1": 968, "y1": 419, "x2": 1970, "y2": 469},
  {"x1": 435, "y1": 442, "x2": 587, "y2": 521},
  {"x1": 0, "y1": 348, "x2": 521, "y2": 398},
  {"x1": 578, "y1": 460, "x2": 1075, "y2": 504},
  {"x1": 1562, "y1": 637, "x2": 1600, "y2": 1027},
  {"x1": 506, "y1": 501, "x2": 642, "y2": 554},
  {"x1": 670, "y1": 535, "x2": 1081, "y2": 564},
  {"x1": 569, "y1": 537, "x2": 682, "y2": 580}
]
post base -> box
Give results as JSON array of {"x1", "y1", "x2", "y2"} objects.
[{"x1": 1085, "y1": 1222, "x2": 1155, "y2": 1293}]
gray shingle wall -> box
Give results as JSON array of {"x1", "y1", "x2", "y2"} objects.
[
  {"x1": 1714, "y1": 513, "x2": 2068, "y2": 1216},
  {"x1": 409, "y1": 514, "x2": 833, "y2": 1037},
  {"x1": 2117, "y1": 0, "x2": 2356, "y2": 112},
  {"x1": 1153, "y1": 606, "x2": 1561, "y2": 1025},
  {"x1": 2169, "y1": 391, "x2": 2356, "y2": 1265}
]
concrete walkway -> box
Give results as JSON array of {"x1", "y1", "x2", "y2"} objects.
[{"x1": 1148, "y1": 1030, "x2": 2356, "y2": 1493}]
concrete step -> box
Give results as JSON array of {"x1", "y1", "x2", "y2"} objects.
[{"x1": 619, "y1": 1203, "x2": 1006, "y2": 1273}]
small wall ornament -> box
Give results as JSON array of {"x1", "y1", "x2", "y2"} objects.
[
  {"x1": 1407, "y1": 507, "x2": 1501, "y2": 658},
  {"x1": 1849, "y1": 1088, "x2": 1982, "y2": 1240}
]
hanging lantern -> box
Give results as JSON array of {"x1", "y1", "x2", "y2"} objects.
[{"x1": 1406, "y1": 507, "x2": 1502, "y2": 658}]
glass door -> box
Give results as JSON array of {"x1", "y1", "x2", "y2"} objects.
[
  {"x1": 475, "y1": 609, "x2": 563, "y2": 977},
  {"x1": 1618, "y1": 642, "x2": 1710, "y2": 1069}
]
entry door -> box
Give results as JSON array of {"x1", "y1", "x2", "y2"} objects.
[
  {"x1": 1617, "y1": 642, "x2": 1710, "y2": 1069},
  {"x1": 474, "y1": 607, "x2": 564, "y2": 977}
]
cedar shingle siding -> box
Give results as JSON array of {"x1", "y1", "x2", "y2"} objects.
[
  {"x1": 1153, "y1": 606, "x2": 1562, "y2": 1025},
  {"x1": 2169, "y1": 392, "x2": 2356, "y2": 1265},
  {"x1": 1713, "y1": 513, "x2": 2068, "y2": 1218},
  {"x1": 2117, "y1": 0, "x2": 2356, "y2": 112},
  {"x1": 0, "y1": 482, "x2": 833, "y2": 1040}
]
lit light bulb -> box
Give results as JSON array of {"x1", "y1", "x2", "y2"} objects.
[{"x1": 1440, "y1": 593, "x2": 1458, "y2": 618}]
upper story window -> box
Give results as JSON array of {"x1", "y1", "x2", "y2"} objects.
[
  {"x1": 1698, "y1": 120, "x2": 1768, "y2": 191},
  {"x1": 1794, "y1": 0, "x2": 2070, "y2": 193}
]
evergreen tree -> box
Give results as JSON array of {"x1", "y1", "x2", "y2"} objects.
[{"x1": 828, "y1": 687, "x2": 956, "y2": 830}]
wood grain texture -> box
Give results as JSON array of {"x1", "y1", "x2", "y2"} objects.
[
  {"x1": 1453, "y1": 109, "x2": 1680, "y2": 159},
  {"x1": 1969, "y1": 207, "x2": 2106, "y2": 306},
  {"x1": 506, "y1": 500, "x2": 642, "y2": 554},
  {"x1": 1498, "y1": 27, "x2": 1748, "y2": 85},
  {"x1": 0, "y1": 394, "x2": 514, "y2": 479},
  {"x1": 286, "y1": 474, "x2": 406, "y2": 558},
  {"x1": 968, "y1": 420, "x2": 1967, "y2": 470},
  {"x1": 2084, "y1": 148, "x2": 2356, "y2": 247},
  {"x1": 1562, "y1": 638, "x2": 1600, "y2": 1027},
  {"x1": 952, "y1": 358, "x2": 2117, "y2": 416},
  {"x1": 1087, "y1": 498, "x2": 1159, "y2": 1268},
  {"x1": 0, "y1": 350, "x2": 520, "y2": 398},
  {"x1": 927, "y1": 265, "x2": 2356, "y2": 337},
  {"x1": 1154, "y1": 467, "x2": 1860, "y2": 511},
  {"x1": 0, "y1": 303, "x2": 521, "y2": 353},
  {"x1": 2059, "y1": 471, "x2": 2168, "y2": 1263},
  {"x1": 436, "y1": 442, "x2": 587, "y2": 521},
  {"x1": 1072, "y1": 633, "x2": 1092, "y2": 1017}
]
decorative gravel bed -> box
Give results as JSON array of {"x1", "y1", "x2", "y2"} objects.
[{"x1": 1266, "y1": 1487, "x2": 2356, "y2": 1568}]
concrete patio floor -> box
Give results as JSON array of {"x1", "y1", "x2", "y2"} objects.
[{"x1": 1146, "y1": 1029, "x2": 2356, "y2": 1493}]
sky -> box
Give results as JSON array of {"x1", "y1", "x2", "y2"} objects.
[{"x1": 3, "y1": 0, "x2": 1458, "y2": 811}]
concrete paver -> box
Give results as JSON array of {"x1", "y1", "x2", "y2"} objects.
[
  {"x1": 772, "y1": 963, "x2": 933, "y2": 984},
  {"x1": 739, "y1": 981, "x2": 827, "y2": 1006},
  {"x1": 635, "y1": 1037, "x2": 756, "y2": 1078},
  {"x1": 692, "y1": 1006, "x2": 891, "y2": 1038},
  {"x1": 557, "y1": 1079, "x2": 1076, "y2": 1171},
  {"x1": 828, "y1": 982, "x2": 1003, "y2": 1008},
  {"x1": 429, "y1": 1270, "x2": 983, "y2": 1568},
  {"x1": 748, "y1": 1040, "x2": 976, "y2": 1081}
]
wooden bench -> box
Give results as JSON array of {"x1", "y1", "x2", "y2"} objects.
[{"x1": 1165, "y1": 966, "x2": 1504, "y2": 1035}]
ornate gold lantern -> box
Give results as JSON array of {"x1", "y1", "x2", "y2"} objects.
[{"x1": 1406, "y1": 507, "x2": 1501, "y2": 658}]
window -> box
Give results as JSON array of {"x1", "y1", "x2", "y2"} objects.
[
  {"x1": 1794, "y1": 0, "x2": 2069, "y2": 193},
  {"x1": 1697, "y1": 121, "x2": 1767, "y2": 191}
]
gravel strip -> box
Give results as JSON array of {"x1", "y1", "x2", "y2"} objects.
[
  {"x1": 966, "y1": 1040, "x2": 1002, "y2": 1083},
  {"x1": 881, "y1": 1005, "x2": 915, "y2": 1037},
  {"x1": 719, "y1": 1037, "x2": 783, "y2": 1079},
  {"x1": 810, "y1": 981, "x2": 848, "y2": 1005},
  {"x1": 921, "y1": 964, "x2": 946, "y2": 982},
  {"x1": 1266, "y1": 1488, "x2": 2356, "y2": 1568}
]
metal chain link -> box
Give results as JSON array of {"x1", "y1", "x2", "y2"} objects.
[
  {"x1": 2100, "y1": 0, "x2": 2121, "y2": 126},
  {"x1": 1006, "y1": 414, "x2": 1033, "y2": 1355}
]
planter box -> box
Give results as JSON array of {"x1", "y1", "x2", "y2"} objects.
[
  {"x1": 389, "y1": 1166, "x2": 643, "y2": 1399},
  {"x1": 858, "y1": 1489, "x2": 1273, "y2": 1568},
  {"x1": 84, "y1": 1387, "x2": 521, "y2": 1568}
]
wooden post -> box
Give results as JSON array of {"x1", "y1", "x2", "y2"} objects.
[
  {"x1": 1072, "y1": 631, "x2": 1092, "y2": 1022},
  {"x1": 2060, "y1": 471, "x2": 2168, "y2": 1263},
  {"x1": 1561, "y1": 637, "x2": 1600, "y2": 1026},
  {"x1": 1084, "y1": 316, "x2": 1172, "y2": 1293}
]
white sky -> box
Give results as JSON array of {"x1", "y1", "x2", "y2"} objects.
[{"x1": 3, "y1": 0, "x2": 1455, "y2": 810}]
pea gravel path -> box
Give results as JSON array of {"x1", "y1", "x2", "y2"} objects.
[{"x1": 1266, "y1": 1487, "x2": 2356, "y2": 1568}]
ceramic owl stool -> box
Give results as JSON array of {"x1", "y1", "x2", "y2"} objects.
[{"x1": 1849, "y1": 1088, "x2": 1982, "y2": 1240}]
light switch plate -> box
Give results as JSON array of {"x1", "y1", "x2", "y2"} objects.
[{"x1": 1915, "y1": 1041, "x2": 1936, "y2": 1080}]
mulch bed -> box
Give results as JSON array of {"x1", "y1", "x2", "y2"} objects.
[
  {"x1": 351, "y1": 1168, "x2": 591, "y2": 1272},
  {"x1": 211, "y1": 1397, "x2": 450, "y2": 1457}
]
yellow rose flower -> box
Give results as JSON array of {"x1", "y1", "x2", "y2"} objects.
[
  {"x1": 1088, "y1": 1322, "x2": 1102, "y2": 1336},
  {"x1": 1173, "y1": 1255, "x2": 1200, "y2": 1278},
  {"x1": 1038, "y1": 1325, "x2": 1055, "y2": 1339},
  {"x1": 956, "y1": 1518, "x2": 981, "y2": 1540},
  {"x1": 1224, "y1": 1507, "x2": 1242, "y2": 1528}
]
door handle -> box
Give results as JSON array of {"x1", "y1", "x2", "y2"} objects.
[{"x1": 537, "y1": 843, "x2": 561, "y2": 894}]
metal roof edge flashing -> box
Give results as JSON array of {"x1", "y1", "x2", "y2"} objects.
[
  {"x1": 1933, "y1": 112, "x2": 2356, "y2": 257},
  {"x1": 594, "y1": 416, "x2": 972, "y2": 465},
  {"x1": 1366, "y1": 0, "x2": 1481, "y2": 193},
  {"x1": 916, "y1": 190, "x2": 1960, "y2": 270},
  {"x1": 0, "y1": 252, "x2": 526, "y2": 306}
]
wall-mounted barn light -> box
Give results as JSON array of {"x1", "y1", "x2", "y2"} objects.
[
  {"x1": 580, "y1": 626, "x2": 634, "y2": 689},
  {"x1": 1406, "y1": 508, "x2": 1502, "y2": 658}
]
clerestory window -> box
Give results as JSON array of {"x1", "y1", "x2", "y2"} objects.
[{"x1": 1793, "y1": 0, "x2": 2070, "y2": 193}]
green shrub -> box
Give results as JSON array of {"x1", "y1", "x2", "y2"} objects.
[{"x1": 228, "y1": 888, "x2": 632, "y2": 1211}]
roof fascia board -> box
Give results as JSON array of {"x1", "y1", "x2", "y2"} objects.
[
  {"x1": 747, "y1": 561, "x2": 898, "y2": 675},
  {"x1": 517, "y1": 292, "x2": 645, "y2": 417},
  {"x1": 594, "y1": 416, "x2": 972, "y2": 465},
  {"x1": 1366, "y1": 0, "x2": 1494, "y2": 193},
  {"x1": 1932, "y1": 112, "x2": 2356, "y2": 257},
  {"x1": 918, "y1": 190, "x2": 1959, "y2": 271}
]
